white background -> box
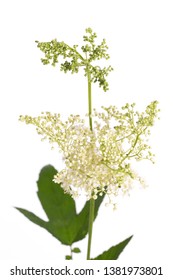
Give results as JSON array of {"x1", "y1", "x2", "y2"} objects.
[{"x1": 0, "y1": 0, "x2": 173, "y2": 278}]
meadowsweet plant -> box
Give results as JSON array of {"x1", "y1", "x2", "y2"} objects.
[{"x1": 17, "y1": 28, "x2": 159, "y2": 260}]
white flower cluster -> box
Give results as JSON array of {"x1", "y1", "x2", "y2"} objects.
[{"x1": 19, "y1": 101, "x2": 159, "y2": 206}]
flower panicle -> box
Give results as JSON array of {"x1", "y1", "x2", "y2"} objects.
[{"x1": 19, "y1": 101, "x2": 159, "y2": 204}]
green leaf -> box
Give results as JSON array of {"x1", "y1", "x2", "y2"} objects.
[
  {"x1": 16, "y1": 165, "x2": 77, "y2": 245},
  {"x1": 36, "y1": 165, "x2": 80, "y2": 245},
  {"x1": 92, "y1": 235, "x2": 133, "y2": 260},
  {"x1": 15, "y1": 165, "x2": 104, "y2": 246},
  {"x1": 15, "y1": 207, "x2": 76, "y2": 246},
  {"x1": 65, "y1": 255, "x2": 72, "y2": 260},
  {"x1": 15, "y1": 208, "x2": 48, "y2": 229},
  {"x1": 37, "y1": 165, "x2": 77, "y2": 222},
  {"x1": 72, "y1": 247, "x2": 81, "y2": 253}
]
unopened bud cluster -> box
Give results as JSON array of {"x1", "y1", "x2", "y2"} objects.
[{"x1": 35, "y1": 28, "x2": 113, "y2": 91}]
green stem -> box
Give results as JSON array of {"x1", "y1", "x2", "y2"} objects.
[
  {"x1": 87, "y1": 199, "x2": 95, "y2": 260},
  {"x1": 86, "y1": 61, "x2": 95, "y2": 260},
  {"x1": 70, "y1": 245, "x2": 73, "y2": 260},
  {"x1": 87, "y1": 70, "x2": 93, "y2": 130}
]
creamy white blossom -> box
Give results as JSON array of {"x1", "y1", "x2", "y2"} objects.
[{"x1": 19, "y1": 101, "x2": 159, "y2": 204}]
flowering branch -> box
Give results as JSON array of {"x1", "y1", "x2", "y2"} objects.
[
  {"x1": 34, "y1": 27, "x2": 113, "y2": 260},
  {"x1": 18, "y1": 28, "x2": 160, "y2": 260}
]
